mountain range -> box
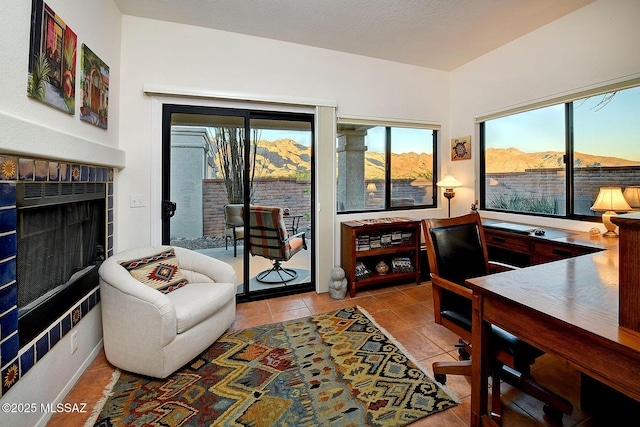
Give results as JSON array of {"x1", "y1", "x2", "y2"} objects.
[
  {"x1": 254, "y1": 139, "x2": 433, "y2": 179},
  {"x1": 248, "y1": 139, "x2": 636, "y2": 178},
  {"x1": 485, "y1": 147, "x2": 638, "y2": 173}
]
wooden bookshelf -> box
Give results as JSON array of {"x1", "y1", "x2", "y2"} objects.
[{"x1": 341, "y1": 218, "x2": 421, "y2": 297}]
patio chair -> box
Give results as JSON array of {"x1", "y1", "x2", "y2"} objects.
[
  {"x1": 247, "y1": 206, "x2": 307, "y2": 283},
  {"x1": 224, "y1": 204, "x2": 244, "y2": 257}
]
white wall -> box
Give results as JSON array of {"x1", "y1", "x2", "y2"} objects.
[
  {"x1": 117, "y1": 16, "x2": 451, "y2": 289},
  {"x1": 0, "y1": 0, "x2": 124, "y2": 167},
  {"x1": 450, "y1": 0, "x2": 640, "y2": 229},
  {"x1": 0, "y1": 1, "x2": 122, "y2": 425}
]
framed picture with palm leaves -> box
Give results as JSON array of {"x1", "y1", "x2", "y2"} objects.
[{"x1": 27, "y1": 0, "x2": 76, "y2": 114}]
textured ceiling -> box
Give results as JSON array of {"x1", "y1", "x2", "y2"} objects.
[{"x1": 114, "y1": 0, "x2": 595, "y2": 71}]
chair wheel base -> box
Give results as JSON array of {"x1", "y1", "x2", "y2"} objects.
[
  {"x1": 434, "y1": 373, "x2": 447, "y2": 384},
  {"x1": 256, "y1": 265, "x2": 298, "y2": 284}
]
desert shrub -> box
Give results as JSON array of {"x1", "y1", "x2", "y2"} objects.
[{"x1": 488, "y1": 193, "x2": 555, "y2": 214}]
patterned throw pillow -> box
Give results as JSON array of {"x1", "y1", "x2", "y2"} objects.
[{"x1": 119, "y1": 248, "x2": 188, "y2": 294}]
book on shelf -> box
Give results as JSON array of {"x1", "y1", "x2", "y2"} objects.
[
  {"x1": 355, "y1": 261, "x2": 372, "y2": 281},
  {"x1": 391, "y1": 257, "x2": 414, "y2": 273},
  {"x1": 391, "y1": 231, "x2": 402, "y2": 245}
]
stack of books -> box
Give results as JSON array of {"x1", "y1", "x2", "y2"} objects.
[
  {"x1": 356, "y1": 235, "x2": 370, "y2": 251},
  {"x1": 391, "y1": 257, "x2": 414, "y2": 273},
  {"x1": 355, "y1": 261, "x2": 372, "y2": 281}
]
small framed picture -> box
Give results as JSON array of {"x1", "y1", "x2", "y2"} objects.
[{"x1": 451, "y1": 136, "x2": 471, "y2": 161}]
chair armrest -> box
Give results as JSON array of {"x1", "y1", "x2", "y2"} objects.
[
  {"x1": 430, "y1": 273, "x2": 473, "y2": 299},
  {"x1": 488, "y1": 260, "x2": 520, "y2": 273},
  {"x1": 174, "y1": 246, "x2": 237, "y2": 284},
  {"x1": 98, "y1": 258, "x2": 177, "y2": 348},
  {"x1": 285, "y1": 231, "x2": 307, "y2": 250}
]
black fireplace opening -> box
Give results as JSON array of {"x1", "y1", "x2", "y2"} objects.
[{"x1": 16, "y1": 182, "x2": 106, "y2": 347}]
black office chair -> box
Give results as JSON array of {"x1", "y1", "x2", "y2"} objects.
[{"x1": 422, "y1": 213, "x2": 572, "y2": 423}]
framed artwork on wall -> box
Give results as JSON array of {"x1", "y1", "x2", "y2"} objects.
[
  {"x1": 27, "y1": 0, "x2": 77, "y2": 114},
  {"x1": 451, "y1": 136, "x2": 471, "y2": 161},
  {"x1": 80, "y1": 44, "x2": 110, "y2": 129}
]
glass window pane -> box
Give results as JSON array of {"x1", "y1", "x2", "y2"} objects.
[
  {"x1": 364, "y1": 126, "x2": 386, "y2": 211},
  {"x1": 484, "y1": 105, "x2": 565, "y2": 215},
  {"x1": 573, "y1": 87, "x2": 640, "y2": 215},
  {"x1": 336, "y1": 124, "x2": 385, "y2": 212},
  {"x1": 390, "y1": 127, "x2": 433, "y2": 207},
  {"x1": 337, "y1": 123, "x2": 436, "y2": 213}
]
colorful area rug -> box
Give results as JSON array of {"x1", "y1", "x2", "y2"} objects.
[{"x1": 89, "y1": 306, "x2": 458, "y2": 426}]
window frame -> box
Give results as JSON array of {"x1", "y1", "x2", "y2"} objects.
[
  {"x1": 336, "y1": 119, "x2": 439, "y2": 214},
  {"x1": 479, "y1": 82, "x2": 640, "y2": 221}
]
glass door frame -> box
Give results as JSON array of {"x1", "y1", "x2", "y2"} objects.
[{"x1": 161, "y1": 103, "x2": 315, "y2": 302}]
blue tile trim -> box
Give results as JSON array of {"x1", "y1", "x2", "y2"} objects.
[
  {"x1": 0, "y1": 233, "x2": 17, "y2": 261},
  {"x1": 1, "y1": 332, "x2": 19, "y2": 367},
  {"x1": 0, "y1": 258, "x2": 16, "y2": 291},
  {"x1": 35, "y1": 334, "x2": 48, "y2": 362},
  {"x1": 0, "y1": 282, "x2": 16, "y2": 314},
  {"x1": 1, "y1": 360, "x2": 19, "y2": 396},
  {"x1": 0, "y1": 307, "x2": 18, "y2": 341},
  {"x1": 19, "y1": 345, "x2": 35, "y2": 377},
  {"x1": 0, "y1": 183, "x2": 16, "y2": 206},
  {"x1": 49, "y1": 323, "x2": 61, "y2": 348},
  {"x1": 0, "y1": 208, "x2": 17, "y2": 234},
  {"x1": 0, "y1": 152, "x2": 113, "y2": 399}
]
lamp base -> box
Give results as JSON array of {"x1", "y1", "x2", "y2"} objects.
[
  {"x1": 601, "y1": 211, "x2": 618, "y2": 237},
  {"x1": 443, "y1": 189, "x2": 455, "y2": 217}
]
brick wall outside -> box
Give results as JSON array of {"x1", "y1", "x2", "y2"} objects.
[
  {"x1": 203, "y1": 178, "x2": 311, "y2": 236},
  {"x1": 486, "y1": 166, "x2": 640, "y2": 213},
  {"x1": 203, "y1": 178, "x2": 435, "y2": 236}
]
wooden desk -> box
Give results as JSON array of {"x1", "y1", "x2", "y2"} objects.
[{"x1": 466, "y1": 232, "x2": 640, "y2": 426}]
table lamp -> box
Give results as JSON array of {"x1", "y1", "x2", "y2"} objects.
[
  {"x1": 590, "y1": 187, "x2": 631, "y2": 237},
  {"x1": 366, "y1": 183, "x2": 377, "y2": 197},
  {"x1": 436, "y1": 174, "x2": 462, "y2": 217},
  {"x1": 623, "y1": 186, "x2": 640, "y2": 210}
]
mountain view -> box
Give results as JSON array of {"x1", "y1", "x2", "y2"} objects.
[
  {"x1": 485, "y1": 147, "x2": 639, "y2": 173},
  {"x1": 251, "y1": 139, "x2": 433, "y2": 180},
  {"x1": 242, "y1": 140, "x2": 636, "y2": 179}
]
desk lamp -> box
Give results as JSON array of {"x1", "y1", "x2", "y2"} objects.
[
  {"x1": 623, "y1": 186, "x2": 640, "y2": 210},
  {"x1": 436, "y1": 175, "x2": 462, "y2": 217},
  {"x1": 590, "y1": 187, "x2": 631, "y2": 237}
]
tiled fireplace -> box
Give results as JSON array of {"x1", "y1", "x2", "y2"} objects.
[{"x1": 0, "y1": 154, "x2": 114, "y2": 397}]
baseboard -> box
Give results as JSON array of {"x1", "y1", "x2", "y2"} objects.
[{"x1": 34, "y1": 339, "x2": 104, "y2": 427}]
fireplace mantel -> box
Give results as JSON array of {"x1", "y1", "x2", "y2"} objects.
[{"x1": 0, "y1": 153, "x2": 114, "y2": 398}]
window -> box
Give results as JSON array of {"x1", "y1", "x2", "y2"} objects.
[
  {"x1": 337, "y1": 122, "x2": 437, "y2": 213},
  {"x1": 481, "y1": 85, "x2": 640, "y2": 219}
]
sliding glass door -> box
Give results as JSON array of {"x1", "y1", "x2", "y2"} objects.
[{"x1": 161, "y1": 104, "x2": 314, "y2": 300}]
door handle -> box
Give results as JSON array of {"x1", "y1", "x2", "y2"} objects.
[{"x1": 162, "y1": 200, "x2": 177, "y2": 219}]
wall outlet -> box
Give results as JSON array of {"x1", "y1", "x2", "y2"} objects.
[
  {"x1": 71, "y1": 331, "x2": 78, "y2": 354},
  {"x1": 130, "y1": 194, "x2": 145, "y2": 208}
]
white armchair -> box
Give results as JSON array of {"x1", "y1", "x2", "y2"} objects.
[{"x1": 98, "y1": 246, "x2": 237, "y2": 378}]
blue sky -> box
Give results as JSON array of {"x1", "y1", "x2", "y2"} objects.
[
  {"x1": 257, "y1": 86, "x2": 640, "y2": 161},
  {"x1": 486, "y1": 86, "x2": 640, "y2": 161}
]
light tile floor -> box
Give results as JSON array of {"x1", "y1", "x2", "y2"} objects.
[{"x1": 48, "y1": 282, "x2": 602, "y2": 426}]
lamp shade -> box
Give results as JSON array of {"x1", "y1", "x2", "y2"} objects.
[
  {"x1": 436, "y1": 175, "x2": 462, "y2": 189},
  {"x1": 590, "y1": 187, "x2": 632, "y2": 212},
  {"x1": 366, "y1": 183, "x2": 377, "y2": 192},
  {"x1": 623, "y1": 186, "x2": 640, "y2": 209}
]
